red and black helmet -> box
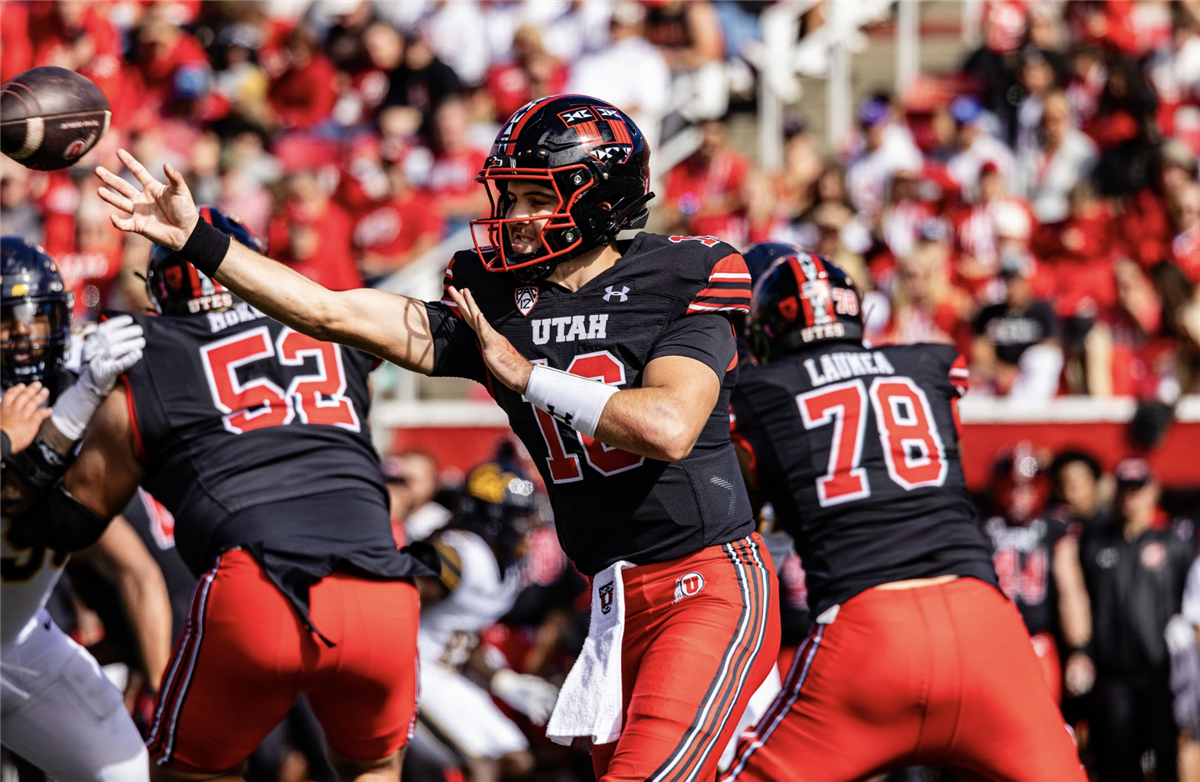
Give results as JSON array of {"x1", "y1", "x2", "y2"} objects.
[
  {"x1": 992, "y1": 441, "x2": 1052, "y2": 524},
  {"x1": 747, "y1": 251, "x2": 864, "y2": 364},
  {"x1": 146, "y1": 206, "x2": 262, "y2": 316},
  {"x1": 471, "y1": 94, "x2": 654, "y2": 283}
]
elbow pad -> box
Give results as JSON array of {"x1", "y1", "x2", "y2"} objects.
[{"x1": 11, "y1": 484, "x2": 111, "y2": 553}]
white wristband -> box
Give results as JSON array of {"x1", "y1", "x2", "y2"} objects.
[
  {"x1": 525, "y1": 365, "x2": 618, "y2": 439},
  {"x1": 49, "y1": 376, "x2": 104, "y2": 442}
]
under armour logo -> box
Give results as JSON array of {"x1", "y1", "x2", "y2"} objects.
[
  {"x1": 546, "y1": 404, "x2": 573, "y2": 427},
  {"x1": 603, "y1": 285, "x2": 629, "y2": 303}
]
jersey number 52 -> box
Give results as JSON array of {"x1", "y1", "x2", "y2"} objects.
[
  {"x1": 798, "y1": 377, "x2": 947, "y2": 507},
  {"x1": 200, "y1": 326, "x2": 361, "y2": 435}
]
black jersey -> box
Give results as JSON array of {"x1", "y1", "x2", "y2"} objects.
[
  {"x1": 425, "y1": 233, "x2": 754, "y2": 576},
  {"x1": 1080, "y1": 518, "x2": 1194, "y2": 675},
  {"x1": 730, "y1": 342, "x2": 997, "y2": 616},
  {"x1": 121, "y1": 306, "x2": 430, "y2": 614},
  {"x1": 984, "y1": 515, "x2": 1070, "y2": 637}
]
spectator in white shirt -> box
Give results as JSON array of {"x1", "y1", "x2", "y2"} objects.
[
  {"x1": 845, "y1": 95, "x2": 924, "y2": 225},
  {"x1": 1018, "y1": 90, "x2": 1099, "y2": 223},
  {"x1": 567, "y1": 2, "x2": 671, "y2": 154},
  {"x1": 947, "y1": 94, "x2": 1015, "y2": 203}
]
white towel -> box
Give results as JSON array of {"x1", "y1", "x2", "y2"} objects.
[{"x1": 546, "y1": 560, "x2": 634, "y2": 746}]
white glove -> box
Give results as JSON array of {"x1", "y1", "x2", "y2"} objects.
[
  {"x1": 490, "y1": 669, "x2": 559, "y2": 726},
  {"x1": 51, "y1": 315, "x2": 146, "y2": 441},
  {"x1": 81, "y1": 315, "x2": 146, "y2": 394}
]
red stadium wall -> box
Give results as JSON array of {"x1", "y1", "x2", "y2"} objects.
[{"x1": 382, "y1": 399, "x2": 1200, "y2": 491}]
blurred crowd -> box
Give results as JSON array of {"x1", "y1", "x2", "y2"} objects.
[{"x1": 4, "y1": 0, "x2": 1200, "y2": 408}]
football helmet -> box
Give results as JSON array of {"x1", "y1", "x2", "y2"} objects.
[
  {"x1": 146, "y1": 206, "x2": 262, "y2": 316},
  {"x1": 459, "y1": 457, "x2": 539, "y2": 573},
  {"x1": 1, "y1": 237, "x2": 72, "y2": 398},
  {"x1": 747, "y1": 250, "x2": 863, "y2": 364},
  {"x1": 741, "y1": 242, "x2": 800, "y2": 285},
  {"x1": 992, "y1": 441, "x2": 1052, "y2": 524},
  {"x1": 471, "y1": 94, "x2": 654, "y2": 283}
]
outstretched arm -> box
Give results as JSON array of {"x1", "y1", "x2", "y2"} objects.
[{"x1": 95, "y1": 150, "x2": 437, "y2": 374}]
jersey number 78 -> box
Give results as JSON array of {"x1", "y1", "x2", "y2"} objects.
[{"x1": 797, "y1": 377, "x2": 947, "y2": 507}]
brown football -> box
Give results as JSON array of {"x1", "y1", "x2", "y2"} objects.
[{"x1": 1, "y1": 66, "x2": 111, "y2": 171}]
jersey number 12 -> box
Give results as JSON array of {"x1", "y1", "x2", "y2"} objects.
[{"x1": 797, "y1": 377, "x2": 947, "y2": 507}]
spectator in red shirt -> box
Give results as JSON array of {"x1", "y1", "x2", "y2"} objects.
[
  {"x1": 1088, "y1": 259, "x2": 1177, "y2": 398},
  {"x1": 267, "y1": 27, "x2": 338, "y2": 129},
  {"x1": 1118, "y1": 140, "x2": 1195, "y2": 273},
  {"x1": 24, "y1": 1, "x2": 123, "y2": 102},
  {"x1": 485, "y1": 23, "x2": 568, "y2": 123},
  {"x1": 954, "y1": 162, "x2": 1037, "y2": 296},
  {"x1": 0, "y1": 1, "x2": 32, "y2": 83},
  {"x1": 662, "y1": 116, "x2": 750, "y2": 237},
  {"x1": 426, "y1": 98, "x2": 490, "y2": 235},
  {"x1": 267, "y1": 170, "x2": 361, "y2": 291},
  {"x1": 339, "y1": 22, "x2": 405, "y2": 126},
  {"x1": 35, "y1": 170, "x2": 81, "y2": 260},
  {"x1": 1033, "y1": 180, "x2": 1119, "y2": 320},
  {"x1": 57, "y1": 208, "x2": 124, "y2": 321},
  {"x1": 122, "y1": 12, "x2": 210, "y2": 123},
  {"x1": 353, "y1": 160, "x2": 445, "y2": 284}
]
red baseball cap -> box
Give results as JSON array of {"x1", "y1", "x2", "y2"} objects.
[{"x1": 1115, "y1": 457, "x2": 1156, "y2": 488}]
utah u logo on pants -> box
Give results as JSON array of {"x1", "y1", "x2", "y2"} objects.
[
  {"x1": 599, "y1": 582, "x2": 615, "y2": 614},
  {"x1": 673, "y1": 572, "x2": 706, "y2": 604}
]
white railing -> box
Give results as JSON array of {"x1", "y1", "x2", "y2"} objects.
[{"x1": 747, "y1": 0, "x2": 897, "y2": 168}]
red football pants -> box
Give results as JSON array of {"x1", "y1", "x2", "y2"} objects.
[
  {"x1": 590, "y1": 534, "x2": 781, "y2": 782},
  {"x1": 1030, "y1": 631, "x2": 1063, "y2": 705},
  {"x1": 147, "y1": 549, "x2": 420, "y2": 773},
  {"x1": 722, "y1": 577, "x2": 1085, "y2": 782}
]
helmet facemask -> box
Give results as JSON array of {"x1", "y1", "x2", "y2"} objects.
[
  {"x1": 472, "y1": 164, "x2": 596, "y2": 283},
  {"x1": 1, "y1": 297, "x2": 70, "y2": 390},
  {"x1": 472, "y1": 163, "x2": 651, "y2": 284}
]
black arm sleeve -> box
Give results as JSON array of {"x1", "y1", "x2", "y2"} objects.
[
  {"x1": 648, "y1": 313, "x2": 737, "y2": 384},
  {"x1": 424, "y1": 302, "x2": 488, "y2": 384},
  {"x1": 11, "y1": 484, "x2": 112, "y2": 552}
]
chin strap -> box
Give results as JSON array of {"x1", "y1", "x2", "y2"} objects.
[{"x1": 595, "y1": 192, "x2": 655, "y2": 246}]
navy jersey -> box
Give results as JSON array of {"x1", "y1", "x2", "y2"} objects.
[
  {"x1": 730, "y1": 342, "x2": 997, "y2": 616},
  {"x1": 425, "y1": 233, "x2": 754, "y2": 576},
  {"x1": 121, "y1": 306, "x2": 429, "y2": 601},
  {"x1": 984, "y1": 515, "x2": 1070, "y2": 637}
]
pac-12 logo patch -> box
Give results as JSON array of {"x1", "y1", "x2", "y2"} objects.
[
  {"x1": 673, "y1": 572, "x2": 706, "y2": 604},
  {"x1": 599, "y1": 581, "x2": 615, "y2": 614},
  {"x1": 515, "y1": 286, "x2": 539, "y2": 316}
]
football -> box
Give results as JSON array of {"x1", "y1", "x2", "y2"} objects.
[{"x1": 1, "y1": 66, "x2": 111, "y2": 171}]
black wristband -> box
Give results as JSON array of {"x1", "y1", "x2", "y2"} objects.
[
  {"x1": 1, "y1": 431, "x2": 10, "y2": 463},
  {"x1": 177, "y1": 217, "x2": 231, "y2": 278},
  {"x1": 7, "y1": 435, "x2": 74, "y2": 493}
]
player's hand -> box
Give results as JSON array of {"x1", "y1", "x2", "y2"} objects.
[
  {"x1": 0, "y1": 383, "x2": 53, "y2": 454},
  {"x1": 95, "y1": 148, "x2": 200, "y2": 252},
  {"x1": 80, "y1": 315, "x2": 146, "y2": 396},
  {"x1": 490, "y1": 668, "x2": 560, "y2": 726},
  {"x1": 446, "y1": 286, "x2": 533, "y2": 394},
  {"x1": 1064, "y1": 651, "x2": 1095, "y2": 697}
]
